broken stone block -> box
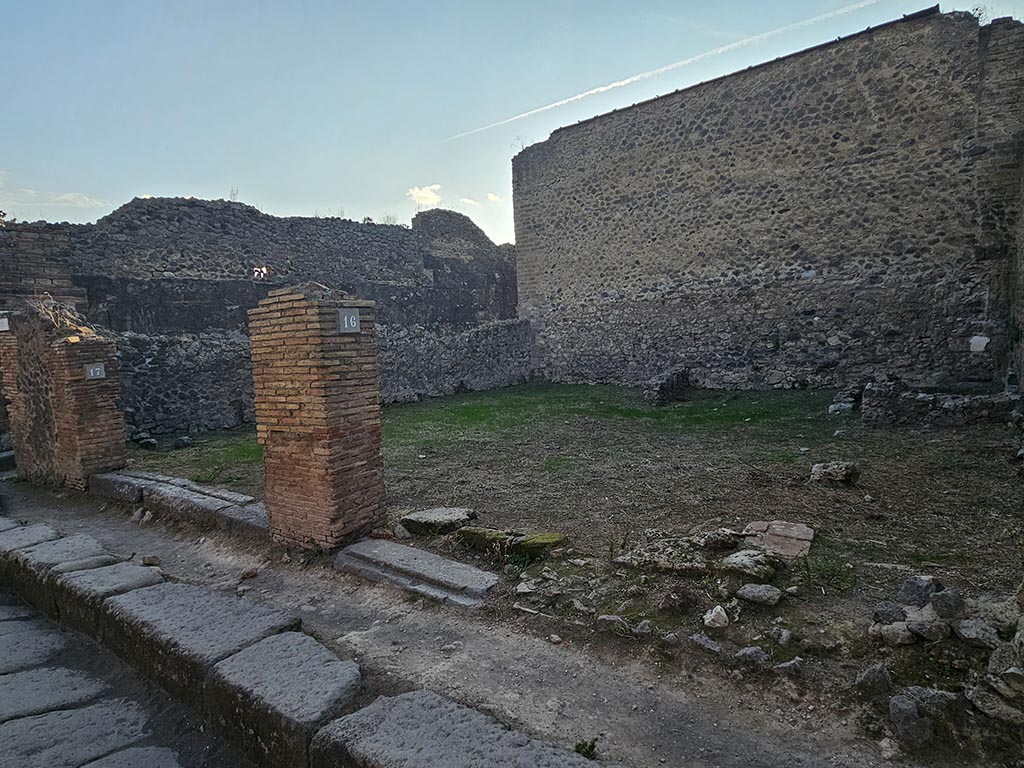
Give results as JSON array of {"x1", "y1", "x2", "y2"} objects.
[
  {"x1": 718, "y1": 550, "x2": 778, "y2": 582},
  {"x1": 855, "y1": 662, "x2": 892, "y2": 696},
  {"x1": 455, "y1": 526, "x2": 515, "y2": 555},
  {"x1": 689, "y1": 632, "x2": 722, "y2": 654},
  {"x1": 967, "y1": 684, "x2": 1024, "y2": 726},
  {"x1": 734, "y1": 646, "x2": 771, "y2": 669},
  {"x1": 809, "y1": 461, "x2": 860, "y2": 483},
  {"x1": 895, "y1": 575, "x2": 943, "y2": 608},
  {"x1": 873, "y1": 601, "x2": 907, "y2": 624},
  {"x1": 775, "y1": 657, "x2": 803, "y2": 676},
  {"x1": 880, "y1": 622, "x2": 917, "y2": 647},
  {"x1": 742, "y1": 520, "x2": 814, "y2": 560},
  {"x1": 703, "y1": 605, "x2": 729, "y2": 629},
  {"x1": 951, "y1": 619, "x2": 1000, "y2": 650},
  {"x1": 400, "y1": 508, "x2": 477, "y2": 536},
  {"x1": 929, "y1": 588, "x2": 965, "y2": 619},
  {"x1": 889, "y1": 694, "x2": 933, "y2": 750},
  {"x1": 595, "y1": 615, "x2": 630, "y2": 634},
  {"x1": 510, "y1": 532, "x2": 566, "y2": 559},
  {"x1": 735, "y1": 583, "x2": 783, "y2": 606}
]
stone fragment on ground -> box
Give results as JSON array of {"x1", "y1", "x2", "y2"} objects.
[
  {"x1": 717, "y1": 549, "x2": 778, "y2": 581},
  {"x1": 400, "y1": 507, "x2": 477, "y2": 536},
  {"x1": 595, "y1": 615, "x2": 630, "y2": 634},
  {"x1": 951, "y1": 618, "x2": 1000, "y2": 649},
  {"x1": 889, "y1": 694, "x2": 933, "y2": 750},
  {"x1": 742, "y1": 520, "x2": 814, "y2": 560},
  {"x1": 855, "y1": 662, "x2": 892, "y2": 696},
  {"x1": 896, "y1": 575, "x2": 943, "y2": 607},
  {"x1": 775, "y1": 657, "x2": 803, "y2": 676},
  {"x1": 734, "y1": 647, "x2": 771, "y2": 669},
  {"x1": 703, "y1": 605, "x2": 729, "y2": 629},
  {"x1": 879, "y1": 622, "x2": 916, "y2": 647},
  {"x1": 929, "y1": 588, "x2": 965, "y2": 619},
  {"x1": 736, "y1": 583, "x2": 783, "y2": 606},
  {"x1": 689, "y1": 632, "x2": 722, "y2": 654},
  {"x1": 809, "y1": 461, "x2": 860, "y2": 483}
]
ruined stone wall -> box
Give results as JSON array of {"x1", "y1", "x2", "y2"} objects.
[
  {"x1": 0, "y1": 201, "x2": 524, "y2": 437},
  {"x1": 514, "y1": 10, "x2": 1024, "y2": 391},
  {"x1": 1013, "y1": 176, "x2": 1024, "y2": 387}
]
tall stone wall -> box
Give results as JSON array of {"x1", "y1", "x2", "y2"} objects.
[
  {"x1": 1013, "y1": 176, "x2": 1024, "y2": 387},
  {"x1": 513, "y1": 10, "x2": 1024, "y2": 391},
  {"x1": 0, "y1": 200, "x2": 525, "y2": 437}
]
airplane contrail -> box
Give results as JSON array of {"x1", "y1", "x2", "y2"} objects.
[{"x1": 446, "y1": 0, "x2": 886, "y2": 141}]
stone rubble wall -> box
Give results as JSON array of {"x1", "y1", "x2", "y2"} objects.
[
  {"x1": 1, "y1": 200, "x2": 523, "y2": 437},
  {"x1": 513, "y1": 10, "x2": 1024, "y2": 392},
  {"x1": 1013, "y1": 173, "x2": 1024, "y2": 387},
  {"x1": 861, "y1": 379, "x2": 1022, "y2": 428}
]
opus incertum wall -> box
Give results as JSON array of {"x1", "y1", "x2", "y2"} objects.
[{"x1": 513, "y1": 9, "x2": 1024, "y2": 391}]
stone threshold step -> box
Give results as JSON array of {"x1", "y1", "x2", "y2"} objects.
[
  {"x1": 334, "y1": 539, "x2": 499, "y2": 608},
  {"x1": 89, "y1": 472, "x2": 269, "y2": 539}
]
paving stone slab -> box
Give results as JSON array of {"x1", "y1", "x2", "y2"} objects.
[
  {"x1": 207, "y1": 631, "x2": 361, "y2": 767},
  {"x1": 0, "y1": 622, "x2": 67, "y2": 673},
  {"x1": 54, "y1": 563, "x2": 165, "y2": 636},
  {"x1": 743, "y1": 520, "x2": 815, "y2": 560},
  {"x1": 0, "y1": 667, "x2": 109, "y2": 723},
  {"x1": 89, "y1": 472, "x2": 148, "y2": 503},
  {"x1": 82, "y1": 746, "x2": 185, "y2": 768},
  {"x1": 103, "y1": 582, "x2": 300, "y2": 704},
  {"x1": 50, "y1": 554, "x2": 121, "y2": 575},
  {"x1": 0, "y1": 602, "x2": 36, "y2": 622},
  {"x1": 335, "y1": 539, "x2": 498, "y2": 607},
  {"x1": 0, "y1": 450, "x2": 14, "y2": 472},
  {"x1": 0, "y1": 698, "x2": 148, "y2": 768},
  {"x1": 310, "y1": 690, "x2": 619, "y2": 768},
  {"x1": 0, "y1": 523, "x2": 59, "y2": 558},
  {"x1": 0, "y1": 515, "x2": 20, "y2": 533}
]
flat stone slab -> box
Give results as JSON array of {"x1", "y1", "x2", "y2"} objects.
[
  {"x1": 335, "y1": 539, "x2": 498, "y2": 607},
  {"x1": 120, "y1": 471, "x2": 257, "y2": 505},
  {"x1": 0, "y1": 515, "x2": 20, "y2": 533},
  {"x1": 0, "y1": 622, "x2": 67, "y2": 674},
  {"x1": 0, "y1": 698, "x2": 148, "y2": 768},
  {"x1": 103, "y1": 582, "x2": 300, "y2": 703},
  {"x1": 14, "y1": 534, "x2": 110, "y2": 572},
  {"x1": 54, "y1": 563, "x2": 165, "y2": 635},
  {"x1": 207, "y1": 631, "x2": 361, "y2": 767},
  {"x1": 142, "y1": 483, "x2": 233, "y2": 526},
  {"x1": 0, "y1": 450, "x2": 14, "y2": 472},
  {"x1": 215, "y1": 502, "x2": 270, "y2": 537},
  {"x1": 743, "y1": 520, "x2": 815, "y2": 560},
  {"x1": 400, "y1": 507, "x2": 477, "y2": 536},
  {"x1": 82, "y1": 747, "x2": 185, "y2": 768},
  {"x1": 310, "y1": 690, "x2": 618, "y2": 768},
  {"x1": 0, "y1": 667, "x2": 109, "y2": 723}
]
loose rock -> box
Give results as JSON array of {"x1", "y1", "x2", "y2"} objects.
[
  {"x1": 689, "y1": 632, "x2": 722, "y2": 654},
  {"x1": 735, "y1": 646, "x2": 771, "y2": 669},
  {"x1": 880, "y1": 622, "x2": 917, "y2": 647},
  {"x1": 889, "y1": 694, "x2": 933, "y2": 750},
  {"x1": 929, "y1": 588, "x2": 965, "y2": 619},
  {"x1": 895, "y1": 575, "x2": 943, "y2": 608},
  {"x1": 775, "y1": 657, "x2": 803, "y2": 676},
  {"x1": 951, "y1": 619, "x2": 1001, "y2": 650},
  {"x1": 856, "y1": 662, "x2": 892, "y2": 696},
  {"x1": 718, "y1": 550, "x2": 778, "y2": 582},
  {"x1": 736, "y1": 583, "x2": 783, "y2": 606},
  {"x1": 809, "y1": 461, "x2": 860, "y2": 483},
  {"x1": 703, "y1": 605, "x2": 729, "y2": 629}
]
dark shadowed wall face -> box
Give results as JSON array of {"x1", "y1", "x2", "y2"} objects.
[{"x1": 513, "y1": 11, "x2": 1024, "y2": 391}]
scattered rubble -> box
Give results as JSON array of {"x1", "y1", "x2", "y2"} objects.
[
  {"x1": 741, "y1": 520, "x2": 814, "y2": 560},
  {"x1": 735, "y1": 583, "x2": 783, "y2": 606}
]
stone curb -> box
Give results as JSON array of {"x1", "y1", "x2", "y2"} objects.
[
  {"x1": 89, "y1": 471, "x2": 270, "y2": 539},
  {"x1": 0, "y1": 513, "x2": 620, "y2": 768},
  {"x1": 0, "y1": 515, "x2": 354, "y2": 768}
]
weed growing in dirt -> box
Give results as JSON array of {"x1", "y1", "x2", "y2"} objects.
[{"x1": 573, "y1": 738, "x2": 599, "y2": 760}]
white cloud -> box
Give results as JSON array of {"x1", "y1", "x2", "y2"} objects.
[
  {"x1": 406, "y1": 183, "x2": 442, "y2": 207},
  {"x1": 459, "y1": 197, "x2": 481, "y2": 206},
  {"x1": 49, "y1": 192, "x2": 108, "y2": 207},
  {"x1": 0, "y1": 171, "x2": 107, "y2": 210},
  {"x1": 487, "y1": 192, "x2": 501, "y2": 203}
]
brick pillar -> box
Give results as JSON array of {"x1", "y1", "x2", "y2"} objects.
[
  {"x1": 0, "y1": 311, "x2": 125, "y2": 489},
  {"x1": 248, "y1": 283, "x2": 385, "y2": 548}
]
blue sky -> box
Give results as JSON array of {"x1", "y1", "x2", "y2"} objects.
[{"x1": 2, "y1": 0, "x2": 1022, "y2": 243}]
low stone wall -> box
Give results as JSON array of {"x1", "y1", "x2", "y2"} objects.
[
  {"x1": 862, "y1": 380, "x2": 1022, "y2": 428},
  {"x1": 116, "y1": 320, "x2": 534, "y2": 437}
]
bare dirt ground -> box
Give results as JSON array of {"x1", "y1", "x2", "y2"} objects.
[{"x1": 126, "y1": 383, "x2": 1024, "y2": 766}]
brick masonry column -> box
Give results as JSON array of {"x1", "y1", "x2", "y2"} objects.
[
  {"x1": 248, "y1": 283, "x2": 386, "y2": 548},
  {"x1": 0, "y1": 310, "x2": 125, "y2": 489}
]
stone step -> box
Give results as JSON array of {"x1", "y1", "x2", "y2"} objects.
[
  {"x1": 334, "y1": 539, "x2": 499, "y2": 608},
  {"x1": 0, "y1": 451, "x2": 15, "y2": 472}
]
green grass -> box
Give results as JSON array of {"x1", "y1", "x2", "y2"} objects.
[{"x1": 382, "y1": 383, "x2": 833, "y2": 448}]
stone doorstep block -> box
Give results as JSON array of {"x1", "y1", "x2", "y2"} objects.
[
  {"x1": 0, "y1": 667, "x2": 109, "y2": 724},
  {"x1": 102, "y1": 582, "x2": 300, "y2": 706},
  {"x1": 400, "y1": 507, "x2": 477, "y2": 536},
  {"x1": 7, "y1": 534, "x2": 114, "y2": 616},
  {"x1": 335, "y1": 554, "x2": 481, "y2": 608},
  {"x1": 89, "y1": 472, "x2": 147, "y2": 503},
  {"x1": 0, "y1": 698, "x2": 149, "y2": 768},
  {"x1": 310, "y1": 690, "x2": 621, "y2": 768},
  {"x1": 206, "y1": 632, "x2": 361, "y2": 768},
  {"x1": 215, "y1": 502, "x2": 270, "y2": 538},
  {"x1": 142, "y1": 483, "x2": 233, "y2": 527},
  {"x1": 337, "y1": 539, "x2": 499, "y2": 599},
  {"x1": 0, "y1": 523, "x2": 60, "y2": 587},
  {"x1": 81, "y1": 747, "x2": 185, "y2": 768},
  {"x1": 54, "y1": 562, "x2": 165, "y2": 637},
  {"x1": 120, "y1": 470, "x2": 256, "y2": 506}
]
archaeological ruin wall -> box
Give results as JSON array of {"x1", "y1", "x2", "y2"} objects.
[
  {"x1": 513, "y1": 9, "x2": 1024, "y2": 392},
  {"x1": 0, "y1": 198, "x2": 529, "y2": 437}
]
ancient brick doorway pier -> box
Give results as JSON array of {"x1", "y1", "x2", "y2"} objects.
[
  {"x1": 248, "y1": 284, "x2": 386, "y2": 548},
  {"x1": 0, "y1": 308, "x2": 125, "y2": 489}
]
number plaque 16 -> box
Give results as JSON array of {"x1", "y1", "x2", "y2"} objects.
[{"x1": 338, "y1": 309, "x2": 361, "y2": 334}]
